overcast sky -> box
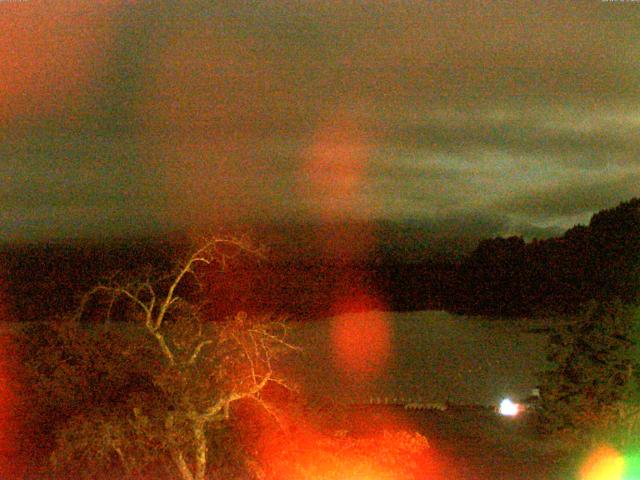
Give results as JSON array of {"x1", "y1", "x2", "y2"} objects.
[{"x1": 1, "y1": 1, "x2": 639, "y2": 243}]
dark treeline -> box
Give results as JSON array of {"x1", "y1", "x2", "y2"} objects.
[
  {"x1": 0, "y1": 238, "x2": 177, "y2": 323},
  {"x1": 0, "y1": 244, "x2": 453, "y2": 322},
  {"x1": 2, "y1": 198, "x2": 638, "y2": 322},
  {"x1": 448, "y1": 197, "x2": 640, "y2": 317}
]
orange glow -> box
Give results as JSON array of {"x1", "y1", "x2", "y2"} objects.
[
  {"x1": 330, "y1": 297, "x2": 391, "y2": 380},
  {"x1": 256, "y1": 422, "x2": 433, "y2": 480},
  {"x1": 579, "y1": 445, "x2": 625, "y2": 480},
  {"x1": 0, "y1": 2, "x2": 116, "y2": 122},
  {"x1": 300, "y1": 114, "x2": 372, "y2": 224},
  {"x1": 237, "y1": 391, "x2": 439, "y2": 480}
]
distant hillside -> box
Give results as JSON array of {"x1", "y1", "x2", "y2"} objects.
[
  {"x1": 449, "y1": 197, "x2": 640, "y2": 317},
  {"x1": 0, "y1": 237, "x2": 179, "y2": 322},
  {"x1": 0, "y1": 241, "x2": 454, "y2": 322},
  {"x1": 0, "y1": 219, "x2": 473, "y2": 322},
  {"x1": 1, "y1": 199, "x2": 637, "y2": 322}
]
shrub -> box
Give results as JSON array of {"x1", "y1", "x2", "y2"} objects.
[
  {"x1": 537, "y1": 299, "x2": 640, "y2": 442},
  {"x1": 19, "y1": 237, "x2": 298, "y2": 480}
]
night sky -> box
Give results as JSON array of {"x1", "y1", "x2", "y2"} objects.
[{"x1": 2, "y1": 1, "x2": 639, "y2": 243}]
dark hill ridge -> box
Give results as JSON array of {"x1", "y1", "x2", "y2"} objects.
[
  {"x1": 1, "y1": 198, "x2": 638, "y2": 322},
  {"x1": 0, "y1": 239, "x2": 454, "y2": 322},
  {"x1": 451, "y1": 197, "x2": 640, "y2": 316},
  {"x1": 0, "y1": 237, "x2": 178, "y2": 322}
]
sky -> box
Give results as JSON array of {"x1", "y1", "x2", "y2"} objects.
[{"x1": 1, "y1": 0, "x2": 639, "y2": 244}]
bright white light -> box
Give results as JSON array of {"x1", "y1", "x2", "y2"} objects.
[{"x1": 499, "y1": 398, "x2": 520, "y2": 416}]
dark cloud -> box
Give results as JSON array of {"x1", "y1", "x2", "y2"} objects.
[
  {"x1": 493, "y1": 173, "x2": 640, "y2": 222},
  {"x1": 384, "y1": 112, "x2": 640, "y2": 168},
  {"x1": 1, "y1": 128, "x2": 157, "y2": 203},
  {"x1": 2, "y1": 1, "x2": 640, "y2": 241}
]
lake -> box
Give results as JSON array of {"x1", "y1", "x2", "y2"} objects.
[{"x1": 279, "y1": 310, "x2": 551, "y2": 407}]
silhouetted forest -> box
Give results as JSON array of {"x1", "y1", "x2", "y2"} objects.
[
  {"x1": 449, "y1": 197, "x2": 640, "y2": 317},
  {"x1": 1, "y1": 198, "x2": 638, "y2": 322}
]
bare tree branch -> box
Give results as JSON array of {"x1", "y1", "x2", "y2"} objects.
[
  {"x1": 170, "y1": 449, "x2": 195, "y2": 480},
  {"x1": 188, "y1": 340, "x2": 213, "y2": 365},
  {"x1": 55, "y1": 235, "x2": 295, "y2": 480}
]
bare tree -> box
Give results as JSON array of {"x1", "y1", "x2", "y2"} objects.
[{"x1": 43, "y1": 237, "x2": 298, "y2": 480}]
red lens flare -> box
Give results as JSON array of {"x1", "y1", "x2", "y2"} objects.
[
  {"x1": 299, "y1": 112, "x2": 393, "y2": 384},
  {"x1": 0, "y1": 272, "x2": 21, "y2": 478},
  {"x1": 330, "y1": 295, "x2": 391, "y2": 381},
  {"x1": 0, "y1": 334, "x2": 19, "y2": 478}
]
